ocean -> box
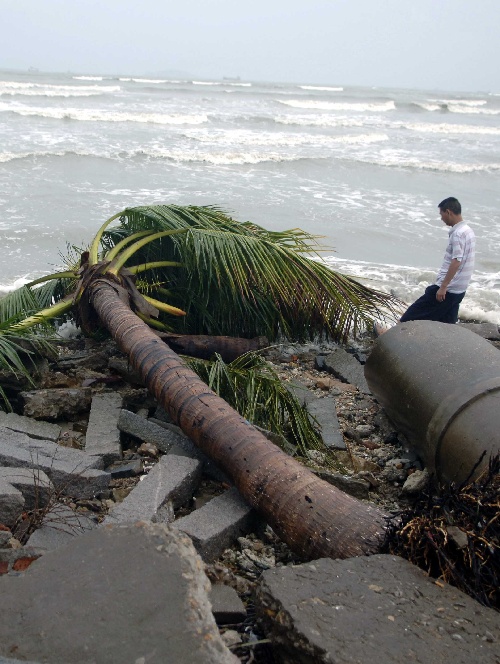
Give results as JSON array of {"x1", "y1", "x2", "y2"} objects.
[{"x1": 1, "y1": 69, "x2": 499, "y2": 324}]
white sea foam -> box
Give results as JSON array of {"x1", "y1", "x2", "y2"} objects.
[
  {"x1": 430, "y1": 98, "x2": 487, "y2": 107},
  {"x1": 72, "y1": 75, "x2": 104, "y2": 81},
  {"x1": 447, "y1": 104, "x2": 500, "y2": 115},
  {"x1": 184, "y1": 128, "x2": 388, "y2": 148},
  {"x1": 413, "y1": 102, "x2": 443, "y2": 112},
  {"x1": 275, "y1": 114, "x2": 363, "y2": 128},
  {"x1": 0, "y1": 275, "x2": 31, "y2": 294},
  {"x1": 0, "y1": 81, "x2": 120, "y2": 97},
  {"x1": 403, "y1": 122, "x2": 500, "y2": 136},
  {"x1": 278, "y1": 99, "x2": 396, "y2": 112},
  {"x1": 299, "y1": 85, "x2": 344, "y2": 92},
  {"x1": 192, "y1": 81, "x2": 221, "y2": 86},
  {"x1": 353, "y1": 151, "x2": 500, "y2": 173},
  {"x1": 140, "y1": 148, "x2": 305, "y2": 165},
  {"x1": 0, "y1": 102, "x2": 208, "y2": 125},
  {"x1": 322, "y1": 257, "x2": 500, "y2": 324},
  {"x1": 228, "y1": 82, "x2": 252, "y2": 87},
  {"x1": 130, "y1": 78, "x2": 167, "y2": 83}
]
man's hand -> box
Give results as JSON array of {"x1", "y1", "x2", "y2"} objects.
[{"x1": 436, "y1": 286, "x2": 447, "y2": 302}]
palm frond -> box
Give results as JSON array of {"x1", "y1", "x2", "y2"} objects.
[
  {"x1": 101, "y1": 204, "x2": 400, "y2": 341},
  {"x1": 185, "y1": 351, "x2": 325, "y2": 456}
]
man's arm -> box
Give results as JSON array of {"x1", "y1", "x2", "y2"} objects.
[{"x1": 436, "y1": 258, "x2": 461, "y2": 301}]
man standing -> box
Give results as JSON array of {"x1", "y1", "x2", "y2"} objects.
[{"x1": 375, "y1": 197, "x2": 475, "y2": 333}]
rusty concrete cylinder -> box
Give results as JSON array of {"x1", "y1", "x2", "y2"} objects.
[{"x1": 364, "y1": 320, "x2": 500, "y2": 485}]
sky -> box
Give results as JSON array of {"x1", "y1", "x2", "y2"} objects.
[{"x1": 2, "y1": 0, "x2": 499, "y2": 92}]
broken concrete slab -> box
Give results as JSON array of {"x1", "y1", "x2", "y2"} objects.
[
  {"x1": 20, "y1": 388, "x2": 92, "y2": 421},
  {"x1": 322, "y1": 347, "x2": 371, "y2": 394},
  {"x1": 162, "y1": 428, "x2": 230, "y2": 483},
  {"x1": 0, "y1": 522, "x2": 238, "y2": 664},
  {"x1": 210, "y1": 583, "x2": 247, "y2": 624},
  {"x1": 0, "y1": 547, "x2": 42, "y2": 576},
  {"x1": 255, "y1": 554, "x2": 500, "y2": 664},
  {"x1": 26, "y1": 504, "x2": 96, "y2": 552},
  {"x1": 459, "y1": 322, "x2": 500, "y2": 340},
  {"x1": 0, "y1": 428, "x2": 109, "y2": 499},
  {"x1": 102, "y1": 454, "x2": 202, "y2": 526},
  {"x1": 0, "y1": 467, "x2": 53, "y2": 529},
  {"x1": 0, "y1": 478, "x2": 24, "y2": 529},
  {"x1": 287, "y1": 380, "x2": 345, "y2": 449},
  {"x1": 84, "y1": 392, "x2": 123, "y2": 465},
  {"x1": 175, "y1": 487, "x2": 258, "y2": 562},
  {"x1": 118, "y1": 408, "x2": 187, "y2": 452},
  {"x1": 0, "y1": 412, "x2": 61, "y2": 442}
]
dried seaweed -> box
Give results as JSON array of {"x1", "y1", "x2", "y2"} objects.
[{"x1": 384, "y1": 454, "x2": 500, "y2": 610}]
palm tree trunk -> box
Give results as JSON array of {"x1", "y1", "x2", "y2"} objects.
[
  {"x1": 88, "y1": 277, "x2": 389, "y2": 559},
  {"x1": 156, "y1": 332, "x2": 269, "y2": 363}
]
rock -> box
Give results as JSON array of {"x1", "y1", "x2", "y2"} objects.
[
  {"x1": 446, "y1": 526, "x2": 469, "y2": 550},
  {"x1": 322, "y1": 347, "x2": 371, "y2": 394},
  {"x1": 315, "y1": 470, "x2": 371, "y2": 499},
  {"x1": 221, "y1": 629, "x2": 242, "y2": 648},
  {"x1": 210, "y1": 583, "x2": 247, "y2": 624},
  {"x1": 20, "y1": 388, "x2": 92, "y2": 421},
  {"x1": 255, "y1": 554, "x2": 500, "y2": 664},
  {"x1": 401, "y1": 469, "x2": 430, "y2": 495},
  {"x1": 355, "y1": 424, "x2": 374, "y2": 437},
  {"x1": 0, "y1": 523, "x2": 238, "y2": 663}
]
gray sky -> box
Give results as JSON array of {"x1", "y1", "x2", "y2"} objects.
[{"x1": 2, "y1": 0, "x2": 499, "y2": 92}]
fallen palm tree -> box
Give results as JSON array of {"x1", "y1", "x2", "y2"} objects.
[{"x1": 0, "y1": 205, "x2": 400, "y2": 558}]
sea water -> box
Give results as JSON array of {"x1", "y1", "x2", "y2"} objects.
[{"x1": 1, "y1": 70, "x2": 499, "y2": 323}]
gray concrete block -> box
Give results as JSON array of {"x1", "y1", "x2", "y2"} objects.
[
  {"x1": 0, "y1": 428, "x2": 110, "y2": 499},
  {"x1": 0, "y1": 467, "x2": 53, "y2": 529},
  {"x1": 162, "y1": 428, "x2": 230, "y2": 483},
  {"x1": 0, "y1": 467, "x2": 53, "y2": 511},
  {"x1": 210, "y1": 583, "x2": 247, "y2": 624},
  {"x1": 256, "y1": 554, "x2": 500, "y2": 664},
  {"x1": 323, "y1": 347, "x2": 371, "y2": 394},
  {"x1": 175, "y1": 487, "x2": 258, "y2": 562},
  {"x1": 0, "y1": 523, "x2": 238, "y2": 664},
  {"x1": 20, "y1": 387, "x2": 92, "y2": 421},
  {"x1": 118, "y1": 409, "x2": 186, "y2": 452},
  {"x1": 102, "y1": 454, "x2": 202, "y2": 526},
  {"x1": 26, "y1": 504, "x2": 96, "y2": 552},
  {"x1": 0, "y1": 412, "x2": 61, "y2": 442},
  {"x1": 85, "y1": 392, "x2": 123, "y2": 465},
  {"x1": 0, "y1": 478, "x2": 24, "y2": 529},
  {"x1": 307, "y1": 398, "x2": 345, "y2": 450},
  {"x1": 287, "y1": 380, "x2": 345, "y2": 449}
]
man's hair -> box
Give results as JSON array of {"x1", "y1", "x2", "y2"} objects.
[{"x1": 438, "y1": 197, "x2": 461, "y2": 215}]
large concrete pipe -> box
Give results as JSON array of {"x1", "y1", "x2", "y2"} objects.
[{"x1": 364, "y1": 320, "x2": 500, "y2": 485}]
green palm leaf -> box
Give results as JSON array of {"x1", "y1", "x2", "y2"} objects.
[
  {"x1": 185, "y1": 351, "x2": 326, "y2": 457},
  {"x1": 102, "y1": 205, "x2": 400, "y2": 340}
]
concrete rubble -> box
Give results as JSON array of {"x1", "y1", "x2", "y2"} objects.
[
  {"x1": 0, "y1": 523, "x2": 238, "y2": 664},
  {"x1": 256, "y1": 554, "x2": 500, "y2": 664},
  {"x1": 0, "y1": 326, "x2": 498, "y2": 663}
]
